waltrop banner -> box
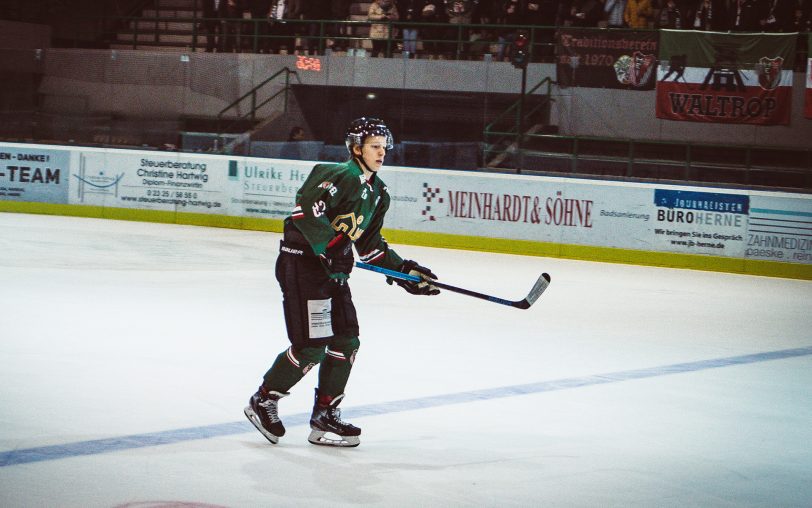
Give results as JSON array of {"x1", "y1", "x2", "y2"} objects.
[
  {"x1": 656, "y1": 30, "x2": 796, "y2": 125},
  {"x1": 556, "y1": 29, "x2": 659, "y2": 89},
  {"x1": 806, "y1": 34, "x2": 812, "y2": 119}
]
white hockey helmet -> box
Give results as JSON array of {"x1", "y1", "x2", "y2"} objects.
[{"x1": 345, "y1": 117, "x2": 394, "y2": 154}]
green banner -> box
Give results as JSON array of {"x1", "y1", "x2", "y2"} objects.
[{"x1": 658, "y1": 29, "x2": 796, "y2": 69}]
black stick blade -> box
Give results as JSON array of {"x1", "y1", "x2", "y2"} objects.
[{"x1": 513, "y1": 273, "x2": 551, "y2": 309}]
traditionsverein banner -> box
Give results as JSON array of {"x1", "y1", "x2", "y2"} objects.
[
  {"x1": 806, "y1": 33, "x2": 812, "y2": 119},
  {"x1": 656, "y1": 30, "x2": 796, "y2": 125},
  {"x1": 556, "y1": 29, "x2": 659, "y2": 89}
]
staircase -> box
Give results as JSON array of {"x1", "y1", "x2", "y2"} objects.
[
  {"x1": 483, "y1": 78, "x2": 556, "y2": 170},
  {"x1": 109, "y1": 0, "x2": 206, "y2": 52}
]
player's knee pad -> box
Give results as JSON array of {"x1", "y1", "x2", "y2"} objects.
[
  {"x1": 325, "y1": 336, "x2": 360, "y2": 365},
  {"x1": 286, "y1": 345, "x2": 327, "y2": 376}
]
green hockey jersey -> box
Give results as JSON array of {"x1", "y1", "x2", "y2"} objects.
[{"x1": 288, "y1": 159, "x2": 404, "y2": 271}]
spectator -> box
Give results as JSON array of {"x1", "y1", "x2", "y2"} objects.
[
  {"x1": 398, "y1": 0, "x2": 427, "y2": 57},
  {"x1": 300, "y1": 1, "x2": 331, "y2": 55},
  {"x1": 248, "y1": 0, "x2": 272, "y2": 53},
  {"x1": 200, "y1": 0, "x2": 227, "y2": 52},
  {"x1": 760, "y1": 0, "x2": 794, "y2": 31},
  {"x1": 474, "y1": 0, "x2": 500, "y2": 22},
  {"x1": 790, "y1": 4, "x2": 810, "y2": 70},
  {"x1": 496, "y1": 0, "x2": 523, "y2": 61},
  {"x1": 444, "y1": 0, "x2": 480, "y2": 23},
  {"x1": 729, "y1": 0, "x2": 763, "y2": 31},
  {"x1": 220, "y1": 0, "x2": 242, "y2": 52},
  {"x1": 269, "y1": 0, "x2": 296, "y2": 54},
  {"x1": 605, "y1": 0, "x2": 628, "y2": 26},
  {"x1": 443, "y1": 0, "x2": 479, "y2": 58},
  {"x1": 624, "y1": 0, "x2": 654, "y2": 27},
  {"x1": 369, "y1": 0, "x2": 400, "y2": 57},
  {"x1": 691, "y1": 0, "x2": 724, "y2": 28},
  {"x1": 466, "y1": 27, "x2": 494, "y2": 59},
  {"x1": 658, "y1": 0, "x2": 683, "y2": 26},
  {"x1": 570, "y1": 0, "x2": 605, "y2": 26},
  {"x1": 328, "y1": 0, "x2": 353, "y2": 52},
  {"x1": 419, "y1": 2, "x2": 448, "y2": 58},
  {"x1": 280, "y1": 126, "x2": 306, "y2": 160},
  {"x1": 525, "y1": 0, "x2": 556, "y2": 61}
]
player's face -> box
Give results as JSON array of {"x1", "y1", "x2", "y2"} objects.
[{"x1": 356, "y1": 135, "x2": 387, "y2": 172}]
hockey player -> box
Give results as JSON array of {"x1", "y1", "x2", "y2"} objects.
[{"x1": 244, "y1": 117, "x2": 439, "y2": 447}]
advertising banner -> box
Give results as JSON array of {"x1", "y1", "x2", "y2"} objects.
[
  {"x1": 556, "y1": 28, "x2": 659, "y2": 89},
  {"x1": 1, "y1": 142, "x2": 809, "y2": 271},
  {"x1": 382, "y1": 168, "x2": 756, "y2": 260},
  {"x1": 0, "y1": 145, "x2": 70, "y2": 203},
  {"x1": 223, "y1": 157, "x2": 313, "y2": 220},
  {"x1": 70, "y1": 150, "x2": 232, "y2": 214},
  {"x1": 656, "y1": 30, "x2": 796, "y2": 125},
  {"x1": 746, "y1": 193, "x2": 812, "y2": 263},
  {"x1": 650, "y1": 188, "x2": 748, "y2": 258}
]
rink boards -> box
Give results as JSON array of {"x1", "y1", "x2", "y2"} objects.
[{"x1": 0, "y1": 141, "x2": 810, "y2": 279}]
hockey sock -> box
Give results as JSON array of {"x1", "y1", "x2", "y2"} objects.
[
  {"x1": 263, "y1": 347, "x2": 322, "y2": 393},
  {"x1": 317, "y1": 336, "x2": 359, "y2": 397}
]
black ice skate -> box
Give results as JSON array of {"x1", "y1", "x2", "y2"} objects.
[
  {"x1": 244, "y1": 386, "x2": 288, "y2": 444},
  {"x1": 308, "y1": 390, "x2": 361, "y2": 447}
]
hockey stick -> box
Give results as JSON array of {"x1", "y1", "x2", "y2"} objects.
[{"x1": 355, "y1": 261, "x2": 551, "y2": 310}]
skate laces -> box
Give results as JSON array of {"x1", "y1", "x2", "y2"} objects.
[
  {"x1": 258, "y1": 397, "x2": 281, "y2": 423},
  {"x1": 329, "y1": 407, "x2": 347, "y2": 425}
]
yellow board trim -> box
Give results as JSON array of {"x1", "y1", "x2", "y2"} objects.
[{"x1": 2, "y1": 201, "x2": 809, "y2": 280}]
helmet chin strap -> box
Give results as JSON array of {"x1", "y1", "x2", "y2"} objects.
[{"x1": 353, "y1": 152, "x2": 377, "y2": 179}]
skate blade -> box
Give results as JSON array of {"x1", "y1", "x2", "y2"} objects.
[
  {"x1": 307, "y1": 429, "x2": 360, "y2": 448},
  {"x1": 244, "y1": 406, "x2": 280, "y2": 445}
]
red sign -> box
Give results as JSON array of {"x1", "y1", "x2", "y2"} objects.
[{"x1": 296, "y1": 56, "x2": 322, "y2": 72}]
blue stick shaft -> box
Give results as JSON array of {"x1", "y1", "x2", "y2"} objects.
[
  {"x1": 354, "y1": 261, "x2": 529, "y2": 308},
  {"x1": 354, "y1": 261, "x2": 421, "y2": 282}
]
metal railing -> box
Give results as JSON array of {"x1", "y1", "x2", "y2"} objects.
[
  {"x1": 216, "y1": 66, "x2": 300, "y2": 135},
  {"x1": 485, "y1": 133, "x2": 812, "y2": 190},
  {"x1": 55, "y1": 15, "x2": 597, "y2": 61},
  {"x1": 483, "y1": 77, "x2": 555, "y2": 167},
  {"x1": 46, "y1": 12, "x2": 808, "y2": 66}
]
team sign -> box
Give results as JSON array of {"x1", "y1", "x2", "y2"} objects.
[
  {"x1": 0, "y1": 147, "x2": 70, "y2": 203},
  {"x1": 556, "y1": 29, "x2": 659, "y2": 90}
]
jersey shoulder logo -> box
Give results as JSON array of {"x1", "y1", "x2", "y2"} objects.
[
  {"x1": 318, "y1": 181, "x2": 338, "y2": 196},
  {"x1": 312, "y1": 200, "x2": 326, "y2": 217}
]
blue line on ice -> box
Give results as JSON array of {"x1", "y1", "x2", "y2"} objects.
[{"x1": 2, "y1": 346, "x2": 810, "y2": 467}]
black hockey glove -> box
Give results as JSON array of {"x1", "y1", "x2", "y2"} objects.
[
  {"x1": 320, "y1": 235, "x2": 353, "y2": 283},
  {"x1": 387, "y1": 260, "x2": 440, "y2": 296}
]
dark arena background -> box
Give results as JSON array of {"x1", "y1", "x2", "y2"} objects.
[{"x1": 1, "y1": 1, "x2": 811, "y2": 506}]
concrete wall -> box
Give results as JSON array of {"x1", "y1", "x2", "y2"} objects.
[
  {"x1": 552, "y1": 72, "x2": 811, "y2": 148},
  {"x1": 31, "y1": 48, "x2": 812, "y2": 149},
  {"x1": 0, "y1": 20, "x2": 51, "y2": 49}
]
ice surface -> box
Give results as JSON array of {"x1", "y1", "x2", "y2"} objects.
[{"x1": 1, "y1": 212, "x2": 810, "y2": 507}]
